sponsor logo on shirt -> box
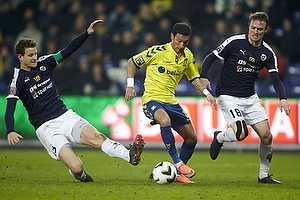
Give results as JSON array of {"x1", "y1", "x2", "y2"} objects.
[
  {"x1": 249, "y1": 57, "x2": 255, "y2": 63},
  {"x1": 236, "y1": 60, "x2": 260, "y2": 73},
  {"x1": 9, "y1": 87, "x2": 16, "y2": 95},
  {"x1": 237, "y1": 65, "x2": 243, "y2": 72},
  {"x1": 34, "y1": 75, "x2": 41, "y2": 82},
  {"x1": 29, "y1": 78, "x2": 52, "y2": 99},
  {"x1": 158, "y1": 66, "x2": 181, "y2": 75},
  {"x1": 216, "y1": 44, "x2": 224, "y2": 52},
  {"x1": 135, "y1": 56, "x2": 145, "y2": 66}
]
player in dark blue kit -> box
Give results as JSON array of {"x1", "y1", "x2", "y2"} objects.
[
  {"x1": 200, "y1": 12, "x2": 290, "y2": 184},
  {"x1": 4, "y1": 20, "x2": 145, "y2": 182}
]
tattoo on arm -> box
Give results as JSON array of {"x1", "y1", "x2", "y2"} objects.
[{"x1": 192, "y1": 78, "x2": 205, "y2": 93}]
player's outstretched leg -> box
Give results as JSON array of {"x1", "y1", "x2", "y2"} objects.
[
  {"x1": 210, "y1": 131, "x2": 223, "y2": 160},
  {"x1": 129, "y1": 134, "x2": 145, "y2": 165}
]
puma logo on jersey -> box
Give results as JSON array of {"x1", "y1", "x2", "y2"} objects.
[
  {"x1": 240, "y1": 49, "x2": 246, "y2": 55},
  {"x1": 25, "y1": 77, "x2": 30, "y2": 82}
]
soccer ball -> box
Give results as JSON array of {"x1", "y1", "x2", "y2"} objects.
[{"x1": 152, "y1": 161, "x2": 177, "y2": 184}]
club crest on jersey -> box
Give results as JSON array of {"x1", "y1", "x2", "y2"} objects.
[
  {"x1": 34, "y1": 75, "x2": 41, "y2": 82},
  {"x1": 135, "y1": 56, "x2": 145, "y2": 66},
  {"x1": 39, "y1": 66, "x2": 46, "y2": 71},
  {"x1": 183, "y1": 58, "x2": 188, "y2": 66},
  {"x1": 261, "y1": 54, "x2": 267, "y2": 61}
]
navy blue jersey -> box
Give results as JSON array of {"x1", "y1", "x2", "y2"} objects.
[
  {"x1": 213, "y1": 34, "x2": 278, "y2": 97},
  {"x1": 6, "y1": 55, "x2": 67, "y2": 129}
]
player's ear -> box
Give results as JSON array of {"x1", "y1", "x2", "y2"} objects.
[
  {"x1": 265, "y1": 27, "x2": 269, "y2": 33},
  {"x1": 170, "y1": 33, "x2": 174, "y2": 40}
]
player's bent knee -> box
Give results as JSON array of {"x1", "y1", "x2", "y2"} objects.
[
  {"x1": 187, "y1": 134, "x2": 198, "y2": 144},
  {"x1": 260, "y1": 133, "x2": 272, "y2": 145},
  {"x1": 235, "y1": 120, "x2": 248, "y2": 141}
]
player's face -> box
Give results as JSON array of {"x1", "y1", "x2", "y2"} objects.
[
  {"x1": 248, "y1": 19, "x2": 268, "y2": 46},
  {"x1": 19, "y1": 47, "x2": 37, "y2": 71},
  {"x1": 171, "y1": 33, "x2": 190, "y2": 54}
]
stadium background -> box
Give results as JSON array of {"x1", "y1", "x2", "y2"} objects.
[{"x1": 0, "y1": 0, "x2": 299, "y2": 150}]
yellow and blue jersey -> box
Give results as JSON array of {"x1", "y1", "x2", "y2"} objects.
[{"x1": 131, "y1": 42, "x2": 199, "y2": 104}]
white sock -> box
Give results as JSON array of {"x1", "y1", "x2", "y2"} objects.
[
  {"x1": 69, "y1": 169, "x2": 86, "y2": 181},
  {"x1": 174, "y1": 161, "x2": 182, "y2": 168},
  {"x1": 101, "y1": 138, "x2": 129, "y2": 162},
  {"x1": 217, "y1": 128, "x2": 237, "y2": 143},
  {"x1": 259, "y1": 142, "x2": 273, "y2": 179}
]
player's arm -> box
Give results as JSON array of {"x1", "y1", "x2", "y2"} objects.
[
  {"x1": 200, "y1": 52, "x2": 218, "y2": 90},
  {"x1": 191, "y1": 78, "x2": 217, "y2": 110},
  {"x1": 5, "y1": 98, "x2": 23, "y2": 145},
  {"x1": 125, "y1": 58, "x2": 137, "y2": 101},
  {"x1": 270, "y1": 72, "x2": 290, "y2": 116},
  {"x1": 52, "y1": 20, "x2": 103, "y2": 63}
]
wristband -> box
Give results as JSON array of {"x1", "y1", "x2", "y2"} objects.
[
  {"x1": 127, "y1": 78, "x2": 134, "y2": 87},
  {"x1": 203, "y1": 89, "x2": 210, "y2": 96}
]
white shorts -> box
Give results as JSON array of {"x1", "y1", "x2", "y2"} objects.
[
  {"x1": 36, "y1": 109, "x2": 90, "y2": 160},
  {"x1": 217, "y1": 94, "x2": 268, "y2": 126}
]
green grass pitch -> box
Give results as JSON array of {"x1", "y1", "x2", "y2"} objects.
[{"x1": 1, "y1": 148, "x2": 299, "y2": 200}]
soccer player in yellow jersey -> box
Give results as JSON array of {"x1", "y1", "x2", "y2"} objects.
[{"x1": 125, "y1": 23, "x2": 217, "y2": 183}]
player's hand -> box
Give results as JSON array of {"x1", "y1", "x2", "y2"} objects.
[
  {"x1": 7, "y1": 132, "x2": 23, "y2": 145},
  {"x1": 279, "y1": 99, "x2": 290, "y2": 116},
  {"x1": 207, "y1": 94, "x2": 217, "y2": 110},
  {"x1": 87, "y1": 19, "x2": 104, "y2": 34},
  {"x1": 200, "y1": 78, "x2": 211, "y2": 90},
  {"x1": 125, "y1": 87, "x2": 136, "y2": 101}
]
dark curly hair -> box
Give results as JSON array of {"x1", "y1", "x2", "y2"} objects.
[{"x1": 15, "y1": 38, "x2": 36, "y2": 56}]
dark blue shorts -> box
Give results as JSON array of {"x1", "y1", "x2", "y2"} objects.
[{"x1": 142, "y1": 100, "x2": 191, "y2": 130}]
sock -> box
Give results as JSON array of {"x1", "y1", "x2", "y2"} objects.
[
  {"x1": 174, "y1": 162, "x2": 183, "y2": 176},
  {"x1": 217, "y1": 128, "x2": 237, "y2": 143},
  {"x1": 161, "y1": 126, "x2": 181, "y2": 164},
  {"x1": 259, "y1": 142, "x2": 273, "y2": 179},
  {"x1": 180, "y1": 141, "x2": 196, "y2": 164},
  {"x1": 101, "y1": 138, "x2": 129, "y2": 162},
  {"x1": 69, "y1": 169, "x2": 86, "y2": 181}
]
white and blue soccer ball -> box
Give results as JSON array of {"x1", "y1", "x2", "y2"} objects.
[{"x1": 152, "y1": 161, "x2": 177, "y2": 184}]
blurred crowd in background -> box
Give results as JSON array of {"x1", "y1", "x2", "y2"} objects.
[{"x1": 0, "y1": 0, "x2": 300, "y2": 97}]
